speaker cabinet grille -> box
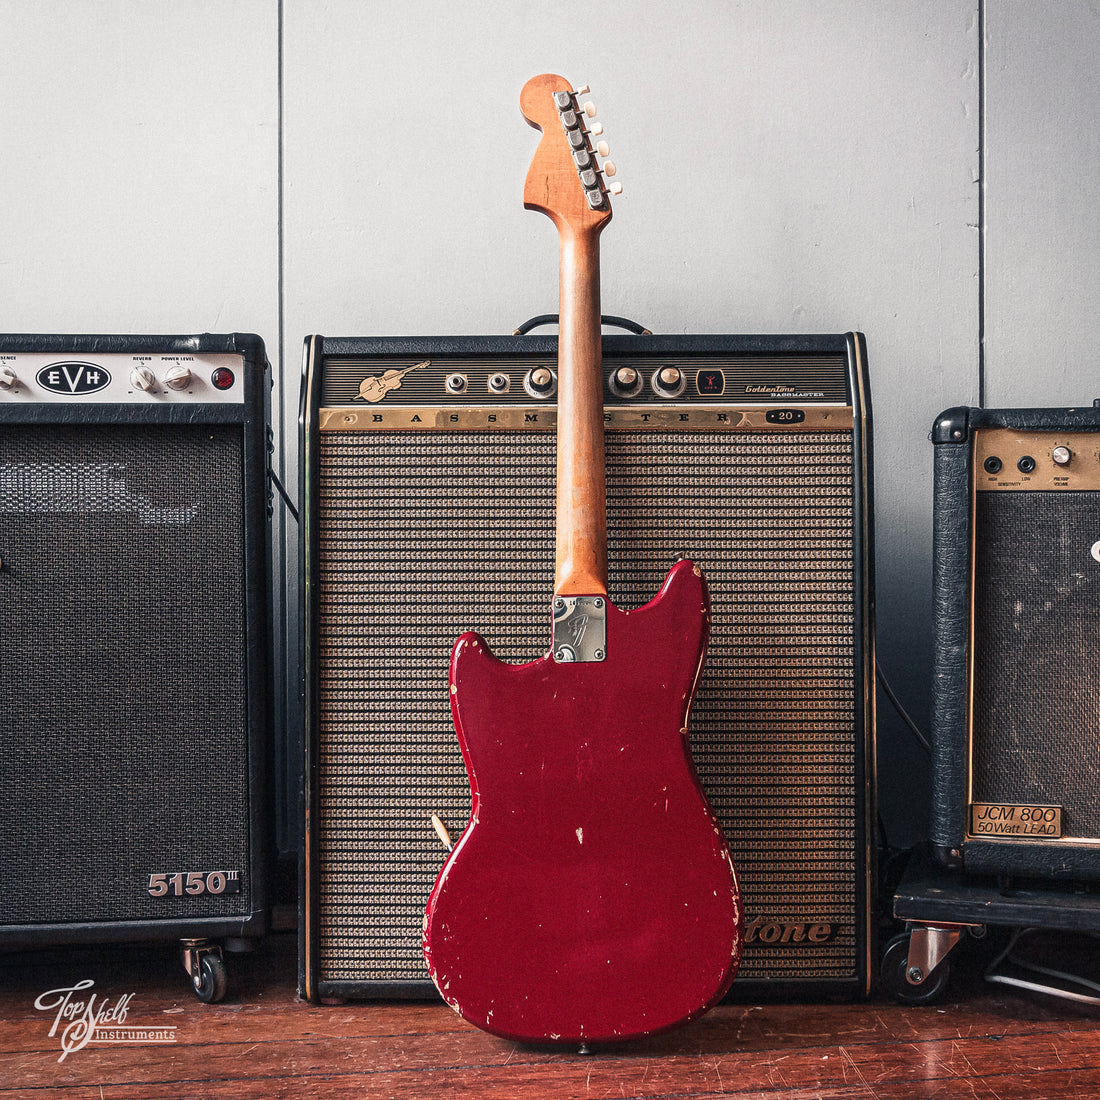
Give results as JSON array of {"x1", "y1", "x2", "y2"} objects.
[
  {"x1": 973, "y1": 491, "x2": 1100, "y2": 841},
  {"x1": 303, "y1": 333, "x2": 874, "y2": 998},
  {"x1": 0, "y1": 333, "x2": 269, "y2": 942},
  {"x1": 0, "y1": 424, "x2": 249, "y2": 924}
]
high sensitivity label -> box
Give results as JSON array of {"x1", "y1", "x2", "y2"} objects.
[{"x1": 970, "y1": 803, "x2": 1063, "y2": 838}]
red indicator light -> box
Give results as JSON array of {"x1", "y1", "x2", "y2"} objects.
[
  {"x1": 211, "y1": 367, "x2": 235, "y2": 390},
  {"x1": 696, "y1": 370, "x2": 724, "y2": 396}
]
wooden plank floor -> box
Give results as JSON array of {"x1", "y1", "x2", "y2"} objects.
[{"x1": 2, "y1": 929, "x2": 1099, "y2": 1099}]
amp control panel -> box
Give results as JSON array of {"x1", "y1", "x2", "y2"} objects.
[
  {"x1": 317, "y1": 351, "x2": 853, "y2": 408},
  {"x1": 0, "y1": 351, "x2": 246, "y2": 404},
  {"x1": 974, "y1": 428, "x2": 1100, "y2": 491}
]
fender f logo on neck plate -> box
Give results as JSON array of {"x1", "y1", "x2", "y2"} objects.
[{"x1": 552, "y1": 595, "x2": 607, "y2": 662}]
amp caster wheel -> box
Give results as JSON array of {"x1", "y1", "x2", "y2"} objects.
[
  {"x1": 881, "y1": 931, "x2": 952, "y2": 1005},
  {"x1": 181, "y1": 939, "x2": 228, "y2": 1004},
  {"x1": 193, "y1": 952, "x2": 228, "y2": 1004}
]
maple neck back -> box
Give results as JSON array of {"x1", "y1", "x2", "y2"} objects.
[{"x1": 520, "y1": 73, "x2": 612, "y2": 598}]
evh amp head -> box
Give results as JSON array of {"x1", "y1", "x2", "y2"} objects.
[
  {"x1": 300, "y1": 332, "x2": 875, "y2": 1001},
  {"x1": 0, "y1": 333, "x2": 271, "y2": 954},
  {"x1": 932, "y1": 404, "x2": 1100, "y2": 882}
]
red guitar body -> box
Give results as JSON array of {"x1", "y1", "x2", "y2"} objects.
[{"x1": 423, "y1": 560, "x2": 743, "y2": 1044}]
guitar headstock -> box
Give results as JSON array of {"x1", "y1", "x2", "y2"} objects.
[{"x1": 520, "y1": 73, "x2": 619, "y2": 233}]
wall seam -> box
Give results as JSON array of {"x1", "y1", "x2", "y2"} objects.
[
  {"x1": 277, "y1": 0, "x2": 286, "y2": 429},
  {"x1": 977, "y1": 0, "x2": 986, "y2": 407},
  {"x1": 274, "y1": 0, "x2": 292, "y2": 855}
]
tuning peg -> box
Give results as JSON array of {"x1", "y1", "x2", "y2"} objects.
[
  {"x1": 589, "y1": 121, "x2": 604, "y2": 136},
  {"x1": 576, "y1": 84, "x2": 591, "y2": 96},
  {"x1": 608, "y1": 180, "x2": 623, "y2": 195},
  {"x1": 596, "y1": 140, "x2": 610, "y2": 158},
  {"x1": 603, "y1": 160, "x2": 618, "y2": 177},
  {"x1": 583, "y1": 101, "x2": 598, "y2": 118}
]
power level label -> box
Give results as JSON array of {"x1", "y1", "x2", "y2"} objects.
[{"x1": 970, "y1": 804, "x2": 1062, "y2": 838}]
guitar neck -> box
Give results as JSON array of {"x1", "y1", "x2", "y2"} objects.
[
  {"x1": 555, "y1": 227, "x2": 608, "y2": 597},
  {"x1": 518, "y1": 71, "x2": 614, "y2": 599}
]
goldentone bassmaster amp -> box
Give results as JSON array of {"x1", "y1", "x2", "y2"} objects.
[{"x1": 300, "y1": 329, "x2": 875, "y2": 1001}]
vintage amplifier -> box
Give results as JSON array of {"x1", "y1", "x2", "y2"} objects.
[
  {"x1": 932, "y1": 404, "x2": 1100, "y2": 881},
  {"x1": 0, "y1": 332, "x2": 271, "y2": 1001},
  {"x1": 300, "y1": 331, "x2": 875, "y2": 1000}
]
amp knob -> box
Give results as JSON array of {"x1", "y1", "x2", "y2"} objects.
[
  {"x1": 1052, "y1": 445, "x2": 1072, "y2": 466},
  {"x1": 609, "y1": 365, "x2": 642, "y2": 398},
  {"x1": 652, "y1": 365, "x2": 685, "y2": 397},
  {"x1": 130, "y1": 366, "x2": 156, "y2": 392},
  {"x1": 524, "y1": 367, "x2": 557, "y2": 399},
  {"x1": 164, "y1": 365, "x2": 192, "y2": 390},
  {"x1": 0, "y1": 366, "x2": 17, "y2": 389}
]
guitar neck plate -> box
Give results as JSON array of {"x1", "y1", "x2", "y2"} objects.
[{"x1": 551, "y1": 596, "x2": 607, "y2": 663}]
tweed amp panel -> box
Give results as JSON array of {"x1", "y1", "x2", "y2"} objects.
[{"x1": 301, "y1": 332, "x2": 874, "y2": 1001}]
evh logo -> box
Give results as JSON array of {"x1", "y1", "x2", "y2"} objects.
[{"x1": 36, "y1": 361, "x2": 111, "y2": 395}]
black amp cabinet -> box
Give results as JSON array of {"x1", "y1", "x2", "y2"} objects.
[
  {"x1": 301, "y1": 331, "x2": 875, "y2": 1002},
  {"x1": 0, "y1": 333, "x2": 271, "y2": 1001},
  {"x1": 932, "y1": 404, "x2": 1100, "y2": 882}
]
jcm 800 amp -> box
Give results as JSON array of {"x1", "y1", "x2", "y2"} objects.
[
  {"x1": 300, "y1": 331, "x2": 875, "y2": 1000},
  {"x1": 932, "y1": 404, "x2": 1100, "y2": 882}
]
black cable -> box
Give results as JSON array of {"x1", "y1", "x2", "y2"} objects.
[
  {"x1": 269, "y1": 467, "x2": 299, "y2": 523},
  {"x1": 876, "y1": 664, "x2": 932, "y2": 754}
]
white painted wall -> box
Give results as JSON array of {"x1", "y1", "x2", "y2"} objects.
[
  {"x1": 3, "y1": 1, "x2": 1095, "y2": 849},
  {"x1": 0, "y1": 0, "x2": 278, "y2": 338},
  {"x1": 983, "y1": 3, "x2": 1100, "y2": 407}
]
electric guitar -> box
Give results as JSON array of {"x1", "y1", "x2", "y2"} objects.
[{"x1": 422, "y1": 74, "x2": 743, "y2": 1045}]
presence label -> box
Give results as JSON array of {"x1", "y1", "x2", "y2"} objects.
[{"x1": 970, "y1": 803, "x2": 1062, "y2": 838}]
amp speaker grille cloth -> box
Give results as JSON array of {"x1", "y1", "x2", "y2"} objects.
[
  {"x1": 0, "y1": 423, "x2": 251, "y2": 924},
  {"x1": 972, "y1": 490, "x2": 1100, "y2": 838},
  {"x1": 315, "y1": 429, "x2": 858, "y2": 986}
]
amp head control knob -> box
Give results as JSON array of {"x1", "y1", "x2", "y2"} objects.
[
  {"x1": 608, "y1": 365, "x2": 643, "y2": 398},
  {"x1": 1052, "y1": 445, "x2": 1072, "y2": 466},
  {"x1": 130, "y1": 366, "x2": 156, "y2": 392},
  {"x1": 524, "y1": 367, "x2": 558, "y2": 399},
  {"x1": 163, "y1": 365, "x2": 192, "y2": 391},
  {"x1": 0, "y1": 366, "x2": 17, "y2": 389},
  {"x1": 652, "y1": 365, "x2": 686, "y2": 397}
]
